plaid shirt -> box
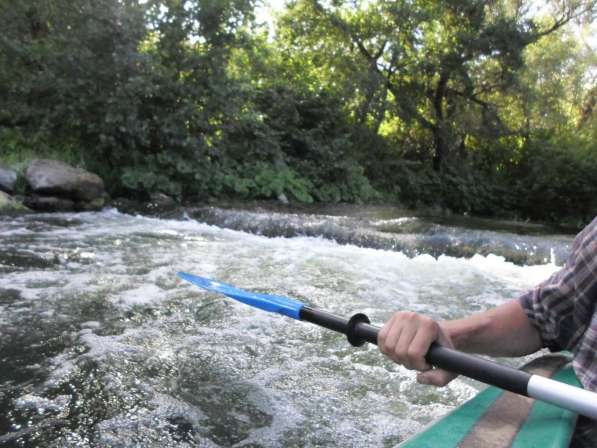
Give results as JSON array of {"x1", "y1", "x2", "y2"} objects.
[{"x1": 519, "y1": 216, "x2": 597, "y2": 391}]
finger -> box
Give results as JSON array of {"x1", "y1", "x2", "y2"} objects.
[
  {"x1": 377, "y1": 319, "x2": 389, "y2": 348},
  {"x1": 407, "y1": 320, "x2": 436, "y2": 372},
  {"x1": 417, "y1": 369, "x2": 457, "y2": 387},
  {"x1": 381, "y1": 318, "x2": 403, "y2": 358},
  {"x1": 378, "y1": 313, "x2": 401, "y2": 354},
  {"x1": 395, "y1": 324, "x2": 418, "y2": 369}
]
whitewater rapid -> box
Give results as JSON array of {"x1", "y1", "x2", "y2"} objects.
[{"x1": 0, "y1": 208, "x2": 569, "y2": 447}]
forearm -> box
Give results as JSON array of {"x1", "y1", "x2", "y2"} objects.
[{"x1": 441, "y1": 299, "x2": 542, "y2": 357}]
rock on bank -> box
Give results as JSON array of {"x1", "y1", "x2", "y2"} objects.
[{"x1": 24, "y1": 159, "x2": 105, "y2": 212}]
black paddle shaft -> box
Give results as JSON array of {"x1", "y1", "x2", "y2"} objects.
[{"x1": 299, "y1": 306, "x2": 531, "y2": 396}]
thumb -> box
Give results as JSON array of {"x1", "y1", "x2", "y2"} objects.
[{"x1": 417, "y1": 368, "x2": 457, "y2": 387}]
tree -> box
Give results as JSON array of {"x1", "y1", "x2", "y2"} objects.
[
  {"x1": 0, "y1": 0, "x2": 258, "y2": 197},
  {"x1": 283, "y1": 0, "x2": 596, "y2": 170}
]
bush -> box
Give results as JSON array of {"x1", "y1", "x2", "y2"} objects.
[{"x1": 507, "y1": 139, "x2": 597, "y2": 224}]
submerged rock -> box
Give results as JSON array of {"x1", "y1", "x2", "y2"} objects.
[
  {"x1": 188, "y1": 205, "x2": 573, "y2": 266},
  {"x1": 148, "y1": 192, "x2": 177, "y2": 210},
  {"x1": 0, "y1": 288, "x2": 22, "y2": 305},
  {"x1": 0, "y1": 248, "x2": 58, "y2": 271},
  {"x1": 277, "y1": 192, "x2": 289, "y2": 205},
  {"x1": 26, "y1": 159, "x2": 105, "y2": 202},
  {"x1": 111, "y1": 195, "x2": 184, "y2": 218},
  {"x1": 0, "y1": 167, "x2": 18, "y2": 194},
  {"x1": 77, "y1": 196, "x2": 106, "y2": 211}
]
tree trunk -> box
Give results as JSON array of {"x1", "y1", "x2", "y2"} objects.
[
  {"x1": 432, "y1": 125, "x2": 447, "y2": 171},
  {"x1": 431, "y1": 71, "x2": 450, "y2": 171}
]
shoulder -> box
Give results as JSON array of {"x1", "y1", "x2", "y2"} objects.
[
  {"x1": 586, "y1": 216, "x2": 597, "y2": 231},
  {"x1": 580, "y1": 216, "x2": 597, "y2": 240},
  {"x1": 571, "y1": 217, "x2": 597, "y2": 255}
]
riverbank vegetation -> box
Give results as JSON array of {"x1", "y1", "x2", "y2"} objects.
[{"x1": 1, "y1": 0, "x2": 596, "y2": 224}]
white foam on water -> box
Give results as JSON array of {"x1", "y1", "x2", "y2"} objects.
[
  {"x1": 0, "y1": 226, "x2": 33, "y2": 237},
  {"x1": 79, "y1": 330, "x2": 144, "y2": 362},
  {"x1": 43, "y1": 353, "x2": 77, "y2": 389},
  {"x1": 14, "y1": 394, "x2": 70, "y2": 415},
  {"x1": 370, "y1": 217, "x2": 419, "y2": 226},
  {"x1": 113, "y1": 283, "x2": 167, "y2": 308}
]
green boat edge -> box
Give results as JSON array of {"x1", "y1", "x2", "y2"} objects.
[{"x1": 400, "y1": 354, "x2": 581, "y2": 448}]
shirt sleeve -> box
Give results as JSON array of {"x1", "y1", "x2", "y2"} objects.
[{"x1": 519, "y1": 217, "x2": 597, "y2": 352}]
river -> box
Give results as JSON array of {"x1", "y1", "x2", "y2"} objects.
[{"x1": 0, "y1": 204, "x2": 574, "y2": 447}]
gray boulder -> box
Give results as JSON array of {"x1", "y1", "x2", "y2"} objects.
[
  {"x1": 77, "y1": 197, "x2": 105, "y2": 211},
  {"x1": 26, "y1": 159, "x2": 104, "y2": 202},
  {"x1": 23, "y1": 195, "x2": 76, "y2": 212},
  {"x1": 23, "y1": 195, "x2": 105, "y2": 213},
  {"x1": 0, "y1": 167, "x2": 17, "y2": 194},
  {"x1": 148, "y1": 192, "x2": 177, "y2": 209}
]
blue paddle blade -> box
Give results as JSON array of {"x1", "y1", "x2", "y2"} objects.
[{"x1": 177, "y1": 272, "x2": 304, "y2": 320}]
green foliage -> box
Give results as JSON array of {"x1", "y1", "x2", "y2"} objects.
[
  {"x1": 508, "y1": 138, "x2": 597, "y2": 223},
  {"x1": 367, "y1": 158, "x2": 506, "y2": 215},
  {"x1": 121, "y1": 166, "x2": 183, "y2": 199},
  {"x1": 0, "y1": 127, "x2": 80, "y2": 171},
  {"x1": 0, "y1": 0, "x2": 596, "y2": 222},
  {"x1": 252, "y1": 163, "x2": 314, "y2": 203}
]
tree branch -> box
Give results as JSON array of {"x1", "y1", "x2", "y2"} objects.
[{"x1": 306, "y1": 0, "x2": 435, "y2": 131}]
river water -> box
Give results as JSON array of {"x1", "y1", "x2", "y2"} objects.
[{"x1": 0, "y1": 205, "x2": 574, "y2": 447}]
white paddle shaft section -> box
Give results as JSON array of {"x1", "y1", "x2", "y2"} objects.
[{"x1": 528, "y1": 374, "x2": 597, "y2": 419}]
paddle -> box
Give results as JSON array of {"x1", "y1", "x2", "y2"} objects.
[{"x1": 178, "y1": 272, "x2": 597, "y2": 420}]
